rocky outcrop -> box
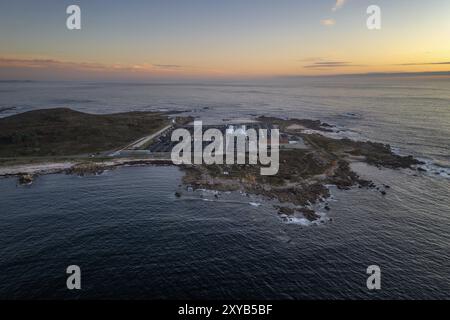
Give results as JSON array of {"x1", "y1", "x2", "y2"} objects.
[{"x1": 18, "y1": 173, "x2": 33, "y2": 185}]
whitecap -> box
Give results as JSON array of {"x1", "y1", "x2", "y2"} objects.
[
  {"x1": 249, "y1": 202, "x2": 261, "y2": 207},
  {"x1": 415, "y1": 158, "x2": 450, "y2": 179}
]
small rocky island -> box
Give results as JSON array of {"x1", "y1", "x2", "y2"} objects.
[{"x1": 0, "y1": 108, "x2": 424, "y2": 224}]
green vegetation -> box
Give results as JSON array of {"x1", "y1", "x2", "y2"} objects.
[
  {"x1": 302, "y1": 134, "x2": 422, "y2": 168},
  {"x1": 0, "y1": 108, "x2": 170, "y2": 157}
]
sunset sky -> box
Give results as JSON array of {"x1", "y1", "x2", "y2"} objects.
[{"x1": 0, "y1": 0, "x2": 449, "y2": 80}]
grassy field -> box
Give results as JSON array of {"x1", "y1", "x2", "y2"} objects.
[{"x1": 0, "y1": 108, "x2": 171, "y2": 158}]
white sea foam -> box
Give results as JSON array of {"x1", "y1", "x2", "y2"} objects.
[
  {"x1": 283, "y1": 217, "x2": 311, "y2": 226},
  {"x1": 416, "y1": 158, "x2": 450, "y2": 179},
  {"x1": 249, "y1": 202, "x2": 261, "y2": 207}
]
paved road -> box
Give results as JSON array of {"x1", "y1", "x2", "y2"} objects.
[
  {"x1": 110, "y1": 124, "x2": 173, "y2": 156},
  {"x1": 130, "y1": 124, "x2": 173, "y2": 149}
]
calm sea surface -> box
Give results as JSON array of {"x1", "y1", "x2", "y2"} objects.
[{"x1": 0, "y1": 77, "x2": 449, "y2": 299}]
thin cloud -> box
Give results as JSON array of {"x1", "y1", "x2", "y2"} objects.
[
  {"x1": 153, "y1": 64, "x2": 183, "y2": 69},
  {"x1": 332, "y1": 0, "x2": 347, "y2": 11},
  {"x1": 396, "y1": 61, "x2": 450, "y2": 66},
  {"x1": 297, "y1": 57, "x2": 324, "y2": 62},
  {"x1": 0, "y1": 57, "x2": 185, "y2": 73},
  {"x1": 0, "y1": 58, "x2": 122, "y2": 71},
  {"x1": 320, "y1": 19, "x2": 336, "y2": 26},
  {"x1": 304, "y1": 60, "x2": 365, "y2": 69}
]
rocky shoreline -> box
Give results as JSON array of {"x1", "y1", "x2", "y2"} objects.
[
  {"x1": 2, "y1": 158, "x2": 174, "y2": 185},
  {"x1": 179, "y1": 117, "x2": 423, "y2": 223}
]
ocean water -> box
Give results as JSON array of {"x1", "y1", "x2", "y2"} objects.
[{"x1": 0, "y1": 77, "x2": 449, "y2": 299}]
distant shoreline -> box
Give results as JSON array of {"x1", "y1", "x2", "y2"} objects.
[{"x1": 2, "y1": 71, "x2": 450, "y2": 83}]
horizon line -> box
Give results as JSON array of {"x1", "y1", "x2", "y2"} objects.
[{"x1": 1, "y1": 70, "x2": 450, "y2": 83}]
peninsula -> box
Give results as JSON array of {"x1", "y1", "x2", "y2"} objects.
[{"x1": 0, "y1": 108, "x2": 423, "y2": 223}]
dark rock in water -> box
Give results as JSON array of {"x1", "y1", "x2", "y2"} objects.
[
  {"x1": 324, "y1": 205, "x2": 330, "y2": 211},
  {"x1": 276, "y1": 206, "x2": 322, "y2": 222},
  {"x1": 175, "y1": 192, "x2": 181, "y2": 198},
  {"x1": 358, "y1": 179, "x2": 372, "y2": 188},
  {"x1": 298, "y1": 208, "x2": 320, "y2": 222},
  {"x1": 343, "y1": 112, "x2": 360, "y2": 118},
  {"x1": 276, "y1": 206, "x2": 295, "y2": 216},
  {"x1": 18, "y1": 173, "x2": 33, "y2": 185},
  {"x1": 384, "y1": 184, "x2": 391, "y2": 189},
  {"x1": 380, "y1": 191, "x2": 387, "y2": 196},
  {"x1": 214, "y1": 194, "x2": 219, "y2": 199},
  {"x1": 417, "y1": 167, "x2": 427, "y2": 172}
]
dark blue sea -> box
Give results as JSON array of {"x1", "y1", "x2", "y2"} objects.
[{"x1": 0, "y1": 76, "x2": 449, "y2": 299}]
